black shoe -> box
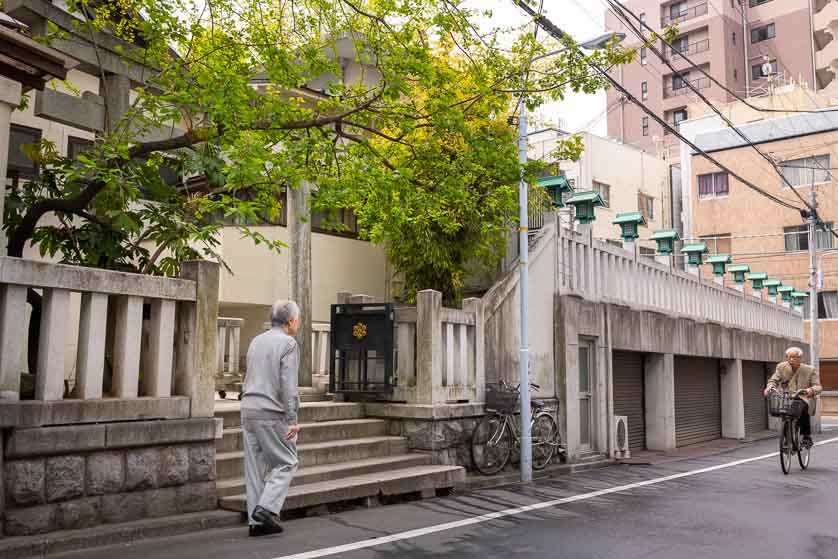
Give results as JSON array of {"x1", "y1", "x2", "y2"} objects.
[
  {"x1": 250, "y1": 506, "x2": 283, "y2": 537},
  {"x1": 249, "y1": 523, "x2": 284, "y2": 537},
  {"x1": 802, "y1": 436, "x2": 813, "y2": 448}
]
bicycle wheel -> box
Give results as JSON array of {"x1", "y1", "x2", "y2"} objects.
[
  {"x1": 780, "y1": 421, "x2": 793, "y2": 475},
  {"x1": 532, "y1": 413, "x2": 558, "y2": 470},
  {"x1": 471, "y1": 414, "x2": 512, "y2": 475},
  {"x1": 798, "y1": 424, "x2": 811, "y2": 470}
]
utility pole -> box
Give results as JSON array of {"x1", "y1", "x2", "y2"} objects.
[
  {"x1": 516, "y1": 96, "x2": 532, "y2": 483},
  {"x1": 808, "y1": 188, "x2": 819, "y2": 373}
]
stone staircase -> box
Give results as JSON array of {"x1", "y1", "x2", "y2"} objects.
[{"x1": 214, "y1": 396, "x2": 465, "y2": 517}]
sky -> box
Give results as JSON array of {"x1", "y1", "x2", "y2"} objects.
[{"x1": 463, "y1": 0, "x2": 611, "y2": 136}]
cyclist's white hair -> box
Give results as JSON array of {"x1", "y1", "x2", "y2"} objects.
[{"x1": 785, "y1": 346, "x2": 804, "y2": 358}]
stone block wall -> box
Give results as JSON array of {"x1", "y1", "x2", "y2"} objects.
[
  {"x1": 2, "y1": 418, "x2": 217, "y2": 536},
  {"x1": 388, "y1": 416, "x2": 481, "y2": 470}
]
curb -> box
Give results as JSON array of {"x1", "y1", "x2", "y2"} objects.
[{"x1": 0, "y1": 510, "x2": 242, "y2": 558}]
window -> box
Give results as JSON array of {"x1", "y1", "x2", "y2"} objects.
[
  {"x1": 638, "y1": 192, "x2": 655, "y2": 221},
  {"x1": 780, "y1": 155, "x2": 831, "y2": 187},
  {"x1": 751, "y1": 59, "x2": 777, "y2": 80},
  {"x1": 641, "y1": 81, "x2": 648, "y2": 100},
  {"x1": 67, "y1": 136, "x2": 94, "y2": 160},
  {"x1": 640, "y1": 12, "x2": 646, "y2": 26},
  {"x1": 673, "y1": 109, "x2": 688, "y2": 128},
  {"x1": 642, "y1": 116, "x2": 649, "y2": 136},
  {"x1": 700, "y1": 233, "x2": 732, "y2": 255},
  {"x1": 640, "y1": 47, "x2": 647, "y2": 65},
  {"x1": 734, "y1": 68, "x2": 738, "y2": 81},
  {"x1": 732, "y1": 31, "x2": 736, "y2": 45},
  {"x1": 670, "y1": 1, "x2": 688, "y2": 19},
  {"x1": 311, "y1": 206, "x2": 359, "y2": 237},
  {"x1": 8, "y1": 124, "x2": 41, "y2": 179},
  {"x1": 751, "y1": 23, "x2": 775, "y2": 43},
  {"x1": 784, "y1": 223, "x2": 835, "y2": 252},
  {"x1": 750, "y1": 0, "x2": 773, "y2": 6},
  {"x1": 593, "y1": 180, "x2": 611, "y2": 207},
  {"x1": 818, "y1": 291, "x2": 838, "y2": 319},
  {"x1": 671, "y1": 36, "x2": 689, "y2": 54},
  {"x1": 698, "y1": 171, "x2": 730, "y2": 198},
  {"x1": 639, "y1": 246, "x2": 656, "y2": 258},
  {"x1": 672, "y1": 72, "x2": 690, "y2": 90}
]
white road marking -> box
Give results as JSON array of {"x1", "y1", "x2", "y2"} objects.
[{"x1": 274, "y1": 436, "x2": 838, "y2": 559}]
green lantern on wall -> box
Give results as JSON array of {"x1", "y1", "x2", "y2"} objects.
[
  {"x1": 681, "y1": 243, "x2": 708, "y2": 267},
  {"x1": 706, "y1": 254, "x2": 731, "y2": 277},
  {"x1": 764, "y1": 279, "x2": 781, "y2": 297},
  {"x1": 613, "y1": 212, "x2": 646, "y2": 242},
  {"x1": 650, "y1": 230, "x2": 679, "y2": 256},
  {"x1": 728, "y1": 264, "x2": 750, "y2": 285},
  {"x1": 537, "y1": 175, "x2": 573, "y2": 208},
  {"x1": 565, "y1": 191, "x2": 605, "y2": 225},
  {"x1": 777, "y1": 285, "x2": 794, "y2": 302},
  {"x1": 747, "y1": 272, "x2": 768, "y2": 291},
  {"x1": 791, "y1": 291, "x2": 809, "y2": 308}
]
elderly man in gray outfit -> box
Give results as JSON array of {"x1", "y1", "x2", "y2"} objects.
[{"x1": 240, "y1": 300, "x2": 301, "y2": 537}]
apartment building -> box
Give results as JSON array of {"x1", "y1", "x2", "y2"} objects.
[
  {"x1": 605, "y1": 0, "x2": 818, "y2": 157},
  {"x1": 685, "y1": 110, "x2": 838, "y2": 399}
]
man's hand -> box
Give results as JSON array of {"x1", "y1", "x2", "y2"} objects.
[
  {"x1": 284, "y1": 424, "x2": 300, "y2": 441},
  {"x1": 805, "y1": 388, "x2": 814, "y2": 397}
]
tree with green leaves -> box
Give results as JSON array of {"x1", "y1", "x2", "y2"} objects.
[{"x1": 7, "y1": 0, "x2": 632, "y2": 301}]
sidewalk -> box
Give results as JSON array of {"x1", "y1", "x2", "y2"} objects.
[{"x1": 618, "y1": 431, "x2": 777, "y2": 466}]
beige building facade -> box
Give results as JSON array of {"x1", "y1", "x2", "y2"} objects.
[
  {"x1": 529, "y1": 130, "x2": 672, "y2": 252},
  {"x1": 687, "y1": 112, "x2": 838, "y2": 395}
]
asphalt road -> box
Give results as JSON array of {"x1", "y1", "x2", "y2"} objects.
[{"x1": 61, "y1": 433, "x2": 838, "y2": 559}]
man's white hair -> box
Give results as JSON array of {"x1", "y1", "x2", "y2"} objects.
[
  {"x1": 271, "y1": 300, "x2": 300, "y2": 327},
  {"x1": 785, "y1": 346, "x2": 804, "y2": 358}
]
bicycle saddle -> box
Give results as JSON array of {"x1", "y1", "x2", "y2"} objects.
[{"x1": 531, "y1": 399, "x2": 546, "y2": 410}]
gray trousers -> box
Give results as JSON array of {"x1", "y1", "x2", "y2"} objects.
[{"x1": 242, "y1": 417, "x2": 299, "y2": 524}]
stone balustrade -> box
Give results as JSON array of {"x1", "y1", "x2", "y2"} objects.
[
  {"x1": 0, "y1": 257, "x2": 219, "y2": 419},
  {"x1": 216, "y1": 318, "x2": 242, "y2": 377},
  {"x1": 392, "y1": 290, "x2": 485, "y2": 405},
  {"x1": 558, "y1": 228, "x2": 803, "y2": 340}
]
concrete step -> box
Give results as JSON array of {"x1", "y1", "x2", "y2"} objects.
[
  {"x1": 216, "y1": 436, "x2": 410, "y2": 479},
  {"x1": 215, "y1": 453, "x2": 434, "y2": 497},
  {"x1": 214, "y1": 401, "x2": 365, "y2": 429},
  {"x1": 219, "y1": 465, "x2": 466, "y2": 513},
  {"x1": 216, "y1": 419, "x2": 388, "y2": 453}
]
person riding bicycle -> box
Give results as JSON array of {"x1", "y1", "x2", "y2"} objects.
[{"x1": 763, "y1": 347, "x2": 822, "y2": 448}]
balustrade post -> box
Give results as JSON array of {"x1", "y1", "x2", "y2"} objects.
[
  {"x1": 112, "y1": 295, "x2": 144, "y2": 398},
  {"x1": 75, "y1": 292, "x2": 109, "y2": 399},
  {"x1": 144, "y1": 299, "x2": 176, "y2": 397},
  {"x1": 0, "y1": 285, "x2": 27, "y2": 400},
  {"x1": 416, "y1": 290, "x2": 443, "y2": 404},
  {"x1": 175, "y1": 261, "x2": 220, "y2": 418},
  {"x1": 463, "y1": 298, "x2": 485, "y2": 403},
  {"x1": 35, "y1": 288, "x2": 71, "y2": 401}
]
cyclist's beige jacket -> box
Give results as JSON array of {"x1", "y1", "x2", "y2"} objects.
[{"x1": 766, "y1": 362, "x2": 823, "y2": 416}]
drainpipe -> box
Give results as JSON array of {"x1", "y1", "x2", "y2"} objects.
[
  {"x1": 809, "y1": 0, "x2": 818, "y2": 90},
  {"x1": 741, "y1": 0, "x2": 750, "y2": 97}
]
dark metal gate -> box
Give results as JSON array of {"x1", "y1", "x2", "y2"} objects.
[
  {"x1": 743, "y1": 361, "x2": 768, "y2": 435},
  {"x1": 328, "y1": 303, "x2": 394, "y2": 395},
  {"x1": 675, "y1": 356, "x2": 722, "y2": 447},
  {"x1": 613, "y1": 351, "x2": 646, "y2": 452}
]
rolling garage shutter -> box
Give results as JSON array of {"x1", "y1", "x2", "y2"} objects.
[
  {"x1": 743, "y1": 361, "x2": 768, "y2": 435},
  {"x1": 675, "y1": 356, "x2": 722, "y2": 447},
  {"x1": 613, "y1": 351, "x2": 645, "y2": 451}
]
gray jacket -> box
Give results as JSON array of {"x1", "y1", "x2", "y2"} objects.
[{"x1": 241, "y1": 327, "x2": 300, "y2": 424}]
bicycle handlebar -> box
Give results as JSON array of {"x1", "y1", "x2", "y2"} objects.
[{"x1": 767, "y1": 387, "x2": 809, "y2": 397}]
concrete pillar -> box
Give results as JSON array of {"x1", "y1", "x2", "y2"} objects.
[
  {"x1": 713, "y1": 276, "x2": 724, "y2": 286},
  {"x1": 688, "y1": 266, "x2": 700, "y2": 278},
  {"x1": 733, "y1": 283, "x2": 745, "y2": 295},
  {"x1": 75, "y1": 292, "x2": 108, "y2": 399},
  {"x1": 176, "y1": 261, "x2": 220, "y2": 418},
  {"x1": 100, "y1": 73, "x2": 130, "y2": 133},
  {"x1": 0, "y1": 285, "x2": 27, "y2": 399},
  {"x1": 144, "y1": 299, "x2": 176, "y2": 397},
  {"x1": 35, "y1": 288, "x2": 71, "y2": 401},
  {"x1": 721, "y1": 359, "x2": 746, "y2": 439},
  {"x1": 463, "y1": 298, "x2": 485, "y2": 404},
  {"x1": 415, "y1": 290, "x2": 442, "y2": 404},
  {"x1": 112, "y1": 295, "x2": 143, "y2": 398},
  {"x1": 0, "y1": 76, "x2": 22, "y2": 256},
  {"x1": 623, "y1": 240, "x2": 636, "y2": 257},
  {"x1": 644, "y1": 353, "x2": 676, "y2": 450},
  {"x1": 289, "y1": 181, "x2": 312, "y2": 387}
]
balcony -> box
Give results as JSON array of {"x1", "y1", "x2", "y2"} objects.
[
  {"x1": 814, "y1": 0, "x2": 838, "y2": 35},
  {"x1": 661, "y1": 3, "x2": 708, "y2": 27},
  {"x1": 662, "y1": 38, "x2": 710, "y2": 61},
  {"x1": 663, "y1": 76, "x2": 711, "y2": 99}
]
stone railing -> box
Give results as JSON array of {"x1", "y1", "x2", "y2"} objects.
[
  {"x1": 0, "y1": 257, "x2": 218, "y2": 420},
  {"x1": 392, "y1": 290, "x2": 485, "y2": 404},
  {"x1": 558, "y1": 228, "x2": 804, "y2": 340},
  {"x1": 312, "y1": 322, "x2": 331, "y2": 377},
  {"x1": 217, "y1": 317, "x2": 242, "y2": 377}
]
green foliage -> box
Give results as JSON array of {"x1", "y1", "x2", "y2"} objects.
[{"x1": 6, "y1": 0, "x2": 632, "y2": 297}]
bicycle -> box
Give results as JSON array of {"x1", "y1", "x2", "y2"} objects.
[
  {"x1": 471, "y1": 380, "x2": 563, "y2": 475},
  {"x1": 767, "y1": 387, "x2": 811, "y2": 475}
]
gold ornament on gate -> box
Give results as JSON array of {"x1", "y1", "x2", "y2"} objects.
[{"x1": 352, "y1": 322, "x2": 368, "y2": 340}]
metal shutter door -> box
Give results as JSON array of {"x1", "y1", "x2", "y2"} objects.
[
  {"x1": 613, "y1": 351, "x2": 645, "y2": 451},
  {"x1": 743, "y1": 361, "x2": 768, "y2": 435},
  {"x1": 675, "y1": 356, "x2": 721, "y2": 447}
]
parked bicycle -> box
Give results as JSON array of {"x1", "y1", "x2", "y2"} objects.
[
  {"x1": 471, "y1": 380, "x2": 563, "y2": 475},
  {"x1": 767, "y1": 387, "x2": 811, "y2": 475}
]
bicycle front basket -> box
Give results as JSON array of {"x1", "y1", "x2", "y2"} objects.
[
  {"x1": 485, "y1": 383, "x2": 519, "y2": 413},
  {"x1": 768, "y1": 391, "x2": 788, "y2": 417}
]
